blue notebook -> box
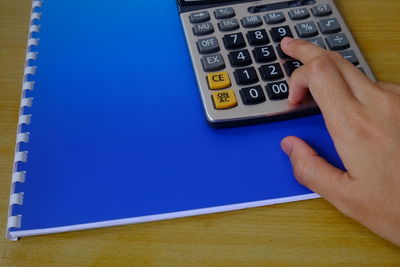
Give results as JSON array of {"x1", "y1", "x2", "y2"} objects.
[{"x1": 6, "y1": 0, "x2": 342, "y2": 240}]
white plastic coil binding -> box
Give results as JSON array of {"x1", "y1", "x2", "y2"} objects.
[{"x1": 7, "y1": 0, "x2": 43, "y2": 241}]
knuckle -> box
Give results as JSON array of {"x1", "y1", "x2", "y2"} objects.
[
  {"x1": 307, "y1": 55, "x2": 332, "y2": 76},
  {"x1": 327, "y1": 51, "x2": 344, "y2": 62},
  {"x1": 292, "y1": 158, "x2": 310, "y2": 186},
  {"x1": 379, "y1": 92, "x2": 400, "y2": 114},
  {"x1": 344, "y1": 107, "x2": 366, "y2": 130}
]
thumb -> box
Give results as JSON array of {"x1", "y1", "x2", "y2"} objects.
[{"x1": 281, "y1": 136, "x2": 348, "y2": 205}]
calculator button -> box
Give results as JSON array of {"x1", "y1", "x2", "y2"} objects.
[
  {"x1": 312, "y1": 4, "x2": 333, "y2": 17},
  {"x1": 259, "y1": 63, "x2": 284, "y2": 81},
  {"x1": 318, "y1": 18, "x2": 341, "y2": 34},
  {"x1": 340, "y1": 50, "x2": 359, "y2": 65},
  {"x1": 218, "y1": 18, "x2": 240, "y2": 32},
  {"x1": 240, "y1": 85, "x2": 266, "y2": 105},
  {"x1": 253, "y1": 45, "x2": 277, "y2": 63},
  {"x1": 264, "y1": 12, "x2": 286, "y2": 24},
  {"x1": 295, "y1": 21, "x2": 318, "y2": 38},
  {"x1": 215, "y1": 7, "x2": 235, "y2": 19},
  {"x1": 326, "y1": 33, "x2": 350, "y2": 51},
  {"x1": 307, "y1": 37, "x2": 326, "y2": 49},
  {"x1": 193, "y1": 22, "x2": 214, "y2": 36},
  {"x1": 241, "y1": 16, "x2": 263, "y2": 28},
  {"x1": 247, "y1": 29, "x2": 270, "y2": 46},
  {"x1": 276, "y1": 45, "x2": 292, "y2": 60},
  {"x1": 229, "y1": 49, "x2": 252, "y2": 67},
  {"x1": 289, "y1": 8, "x2": 310, "y2": 20},
  {"x1": 234, "y1": 67, "x2": 259, "y2": 85},
  {"x1": 201, "y1": 54, "x2": 225, "y2": 72},
  {"x1": 266, "y1": 81, "x2": 289, "y2": 100},
  {"x1": 190, "y1": 11, "x2": 210, "y2": 24},
  {"x1": 212, "y1": 89, "x2": 238, "y2": 110},
  {"x1": 207, "y1": 71, "x2": 231, "y2": 90},
  {"x1": 223, "y1": 33, "x2": 246, "y2": 49},
  {"x1": 284, "y1": 60, "x2": 303, "y2": 76},
  {"x1": 270, "y1": 26, "x2": 293, "y2": 42},
  {"x1": 197, "y1": 37, "x2": 220, "y2": 54}
]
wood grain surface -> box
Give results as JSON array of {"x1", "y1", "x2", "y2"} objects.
[{"x1": 1, "y1": 0, "x2": 399, "y2": 265}]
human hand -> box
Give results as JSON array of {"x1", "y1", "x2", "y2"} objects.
[{"x1": 280, "y1": 37, "x2": 400, "y2": 246}]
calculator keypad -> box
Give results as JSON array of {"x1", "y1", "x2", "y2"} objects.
[
  {"x1": 218, "y1": 18, "x2": 240, "y2": 32},
  {"x1": 223, "y1": 33, "x2": 246, "y2": 49},
  {"x1": 247, "y1": 29, "x2": 270, "y2": 45},
  {"x1": 201, "y1": 54, "x2": 225, "y2": 72},
  {"x1": 207, "y1": 72, "x2": 231, "y2": 90},
  {"x1": 234, "y1": 67, "x2": 259, "y2": 85},
  {"x1": 289, "y1": 8, "x2": 310, "y2": 20},
  {"x1": 193, "y1": 22, "x2": 214, "y2": 36},
  {"x1": 229, "y1": 49, "x2": 253, "y2": 67},
  {"x1": 270, "y1": 26, "x2": 293, "y2": 42},
  {"x1": 181, "y1": 0, "x2": 374, "y2": 125},
  {"x1": 264, "y1": 12, "x2": 286, "y2": 24},
  {"x1": 241, "y1": 16, "x2": 263, "y2": 28},
  {"x1": 197, "y1": 37, "x2": 220, "y2": 54}
]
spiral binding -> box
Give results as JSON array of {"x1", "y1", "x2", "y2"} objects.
[{"x1": 7, "y1": 0, "x2": 43, "y2": 240}]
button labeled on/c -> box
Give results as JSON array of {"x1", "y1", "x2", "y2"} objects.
[{"x1": 212, "y1": 89, "x2": 237, "y2": 110}]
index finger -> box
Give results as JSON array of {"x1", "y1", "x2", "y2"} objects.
[
  {"x1": 281, "y1": 37, "x2": 379, "y2": 105},
  {"x1": 281, "y1": 37, "x2": 330, "y2": 63}
]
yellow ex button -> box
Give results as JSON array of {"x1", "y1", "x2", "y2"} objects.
[
  {"x1": 207, "y1": 72, "x2": 231, "y2": 90},
  {"x1": 212, "y1": 89, "x2": 237, "y2": 110}
]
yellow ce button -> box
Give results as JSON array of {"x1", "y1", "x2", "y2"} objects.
[{"x1": 207, "y1": 71, "x2": 231, "y2": 90}]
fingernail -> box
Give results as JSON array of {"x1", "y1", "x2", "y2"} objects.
[
  {"x1": 281, "y1": 138, "x2": 293, "y2": 156},
  {"x1": 282, "y1": 37, "x2": 295, "y2": 45}
]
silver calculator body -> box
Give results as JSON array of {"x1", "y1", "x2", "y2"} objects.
[{"x1": 178, "y1": 0, "x2": 375, "y2": 127}]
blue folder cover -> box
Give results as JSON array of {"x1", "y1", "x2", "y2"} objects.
[{"x1": 7, "y1": 0, "x2": 341, "y2": 240}]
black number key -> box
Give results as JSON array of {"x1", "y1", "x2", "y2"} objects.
[
  {"x1": 240, "y1": 85, "x2": 266, "y2": 105},
  {"x1": 270, "y1": 26, "x2": 293, "y2": 42},
  {"x1": 253, "y1": 45, "x2": 277, "y2": 63},
  {"x1": 246, "y1": 29, "x2": 270, "y2": 46},
  {"x1": 266, "y1": 81, "x2": 289, "y2": 100},
  {"x1": 234, "y1": 67, "x2": 259, "y2": 85},
  {"x1": 223, "y1": 32, "x2": 246, "y2": 49},
  {"x1": 284, "y1": 60, "x2": 303, "y2": 76},
  {"x1": 259, "y1": 63, "x2": 284, "y2": 81},
  {"x1": 229, "y1": 49, "x2": 252, "y2": 67}
]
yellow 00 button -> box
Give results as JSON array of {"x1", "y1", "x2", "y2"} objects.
[
  {"x1": 207, "y1": 72, "x2": 231, "y2": 90},
  {"x1": 211, "y1": 89, "x2": 237, "y2": 110}
]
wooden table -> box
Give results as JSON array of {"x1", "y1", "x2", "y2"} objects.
[{"x1": 1, "y1": 0, "x2": 399, "y2": 265}]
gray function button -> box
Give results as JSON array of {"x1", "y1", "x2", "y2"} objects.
[
  {"x1": 264, "y1": 12, "x2": 286, "y2": 24},
  {"x1": 215, "y1": 7, "x2": 235, "y2": 19},
  {"x1": 340, "y1": 50, "x2": 359, "y2": 65},
  {"x1": 218, "y1": 18, "x2": 239, "y2": 32},
  {"x1": 190, "y1": 11, "x2": 210, "y2": 24},
  {"x1": 197, "y1": 37, "x2": 220, "y2": 54},
  {"x1": 193, "y1": 22, "x2": 214, "y2": 36},
  {"x1": 318, "y1": 18, "x2": 341, "y2": 34},
  {"x1": 241, "y1": 16, "x2": 262, "y2": 28},
  {"x1": 289, "y1": 8, "x2": 310, "y2": 20},
  {"x1": 295, "y1": 21, "x2": 318, "y2": 38},
  {"x1": 201, "y1": 54, "x2": 225, "y2": 72},
  {"x1": 326, "y1": 33, "x2": 350, "y2": 51},
  {"x1": 312, "y1": 4, "x2": 333, "y2": 17},
  {"x1": 307, "y1": 37, "x2": 326, "y2": 49}
]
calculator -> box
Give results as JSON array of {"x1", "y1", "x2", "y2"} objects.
[{"x1": 177, "y1": 0, "x2": 375, "y2": 127}]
